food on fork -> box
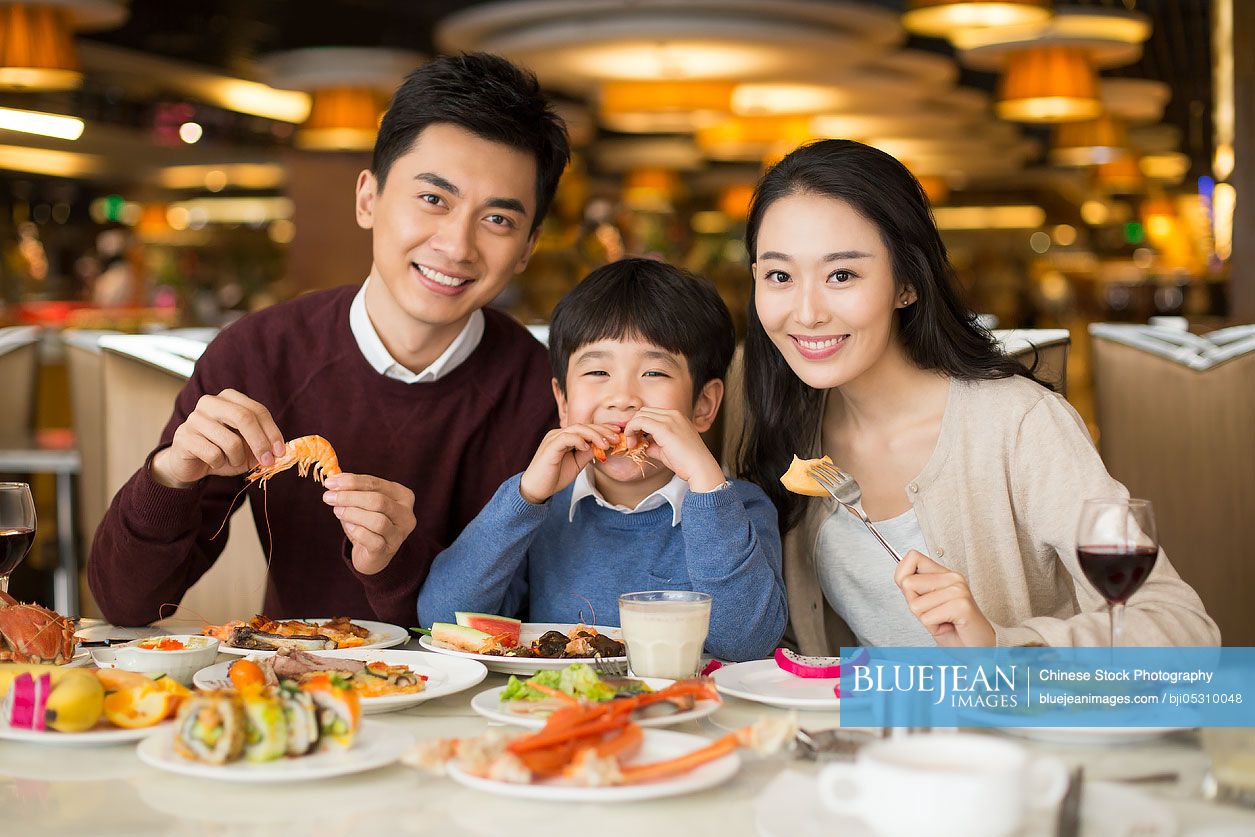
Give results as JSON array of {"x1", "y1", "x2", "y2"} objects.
[{"x1": 779, "y1": 455, "x2": 835, "y2": 497}]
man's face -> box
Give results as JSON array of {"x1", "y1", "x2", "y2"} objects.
[{"x1": 355, "y1": 122, "x2": 540, "y2": 331}]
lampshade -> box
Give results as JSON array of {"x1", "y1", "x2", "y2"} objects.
[
  {"x1": 1096, "y1": 154, "x2": 1144, "y2": 193},
  {"x1": 622, "y1": 167, "x2": 679, "y2": 212},
  {"x1": 0, "y1": 4, "x2": 80, "y2": 90},
  {"x1": 1051, "y1": 114, "x2": 1129, "y2": 166},
  {"x1": 902, "y1": 0, "x2": 1052, "y2": 39},
  {"x1": 696, "y1": 116, "x2": 814, "y2": 162},
  {"x1": 295, "y1": 87, "x2": 384, "y2": 151},
  {"x1": 719, "y1": 183, "x2": 755, "y2": 220},
  {"x1": 598, "y1": 80, "x2": 733, "y2": 133},
  {"x1": 996, "y1": 45, "x2": 1102, "y2": 123}
]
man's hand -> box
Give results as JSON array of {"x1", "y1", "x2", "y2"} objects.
[
  {"x1": 894, "y1": 549, "x2": 996, "y2": 647},
  {"x1": 151, "y1": 389, "x2": 286, "y2": 489},
  {"x1": 623, "y1": 408, "x2": 725, "y2": 492},
  {"x1": 322, "y1": 474, "x2": 417, "y2": 575},
  {"x1": 518, "y1": 423, "x2": 620, "y2": 505}
]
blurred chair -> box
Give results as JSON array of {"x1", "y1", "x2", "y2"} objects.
[
  {"x1": 993, "y1": 328, "x2": 1071, "y2": 394},
  {"x1": 98, "y1": 334, "x2": 264, "y2": 625},
  {"x1": 64, "y1": 330, "x2": 119, "y2": 618},
  {"x1": 1089, "y1": 323, "x2": 1255, "y2": 644},
  {"x1": 0, "y1": 326, "x2": 42, "y2": 439}
]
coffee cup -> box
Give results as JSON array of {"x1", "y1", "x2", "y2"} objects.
[{"x1": 817, "y1": 733, "x2": 1066, "y2": 837}]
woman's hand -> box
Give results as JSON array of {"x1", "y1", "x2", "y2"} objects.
[{"x1": 894, "y1": 550, "x2": 996, "y2": 646}]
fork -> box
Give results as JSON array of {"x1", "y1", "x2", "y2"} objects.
[
  {"x1": 809, "y1": 462, "x2": 903, "y2": 564},
  {"x1": 590, "y1": 654, "x2": 629, "y2": 677}
]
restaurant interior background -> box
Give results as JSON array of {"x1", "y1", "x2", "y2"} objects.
[{"x1": 1, "y1": 1, "x2": 1252, "y2": 638}]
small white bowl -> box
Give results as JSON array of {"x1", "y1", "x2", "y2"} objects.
[{"x1": 91, "y1": 635, "x2": 219, "y2": 686}]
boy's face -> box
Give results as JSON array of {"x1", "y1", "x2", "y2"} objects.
[
  {"x1": 355, "y1": 122, "x2": 539, "y2": 333},
  {"x1": 554, "y1": 336, "x2": 719, "y2": 484}
]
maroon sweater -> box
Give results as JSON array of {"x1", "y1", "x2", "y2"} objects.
[{"x1": 88, "y1": 286, "x2": 557, "y2": 627}]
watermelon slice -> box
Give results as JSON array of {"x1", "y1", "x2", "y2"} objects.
[
  {"x1": 430, "y1": 622, "x2": 494, "y2": 653},
  {"x1": 454, "y1": 612, "x2": 522, "y2": 647}
]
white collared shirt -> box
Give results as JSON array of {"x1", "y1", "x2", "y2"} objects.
[
  {"x1": 568, "y1": 467, "x2": 690, "y2": 527},
  {"x1": 349, "y1": 277, "x2": 484, "y2": 383}
]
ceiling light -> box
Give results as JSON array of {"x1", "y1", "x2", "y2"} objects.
[
  {"x1": 996, "y1": 46, "x2": 1101, "y2": 123},
  {"x1": 902, "y1": 1, "x2": 1052, "y2": 39},
  {"x1": 1051, "y1": 114, "x2": 1128, "y2": 166},
  {"x1": 0, "y1": 105, "x2": 83, "y2": 139}
]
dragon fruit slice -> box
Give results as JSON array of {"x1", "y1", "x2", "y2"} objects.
[{"x1": 774, "y1": 647, "x2": 842, "y2": 679}]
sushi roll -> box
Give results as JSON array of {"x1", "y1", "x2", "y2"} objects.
[
  {"x1": 174, "y1": 693, "x2": 245, "y2": 764},
  {"x1": 240, "y1": 688, "x2": 288, "y2": 763},
  {"x1": 302, "y1": 673, "x2": 360, "y2": 748},
  {"x1": 278, "y1": 682, "x2": 320, "y2": 756}
]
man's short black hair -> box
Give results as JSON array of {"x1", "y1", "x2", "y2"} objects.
[
  {"x1": 373, "y1": 52, "x2": 570, "y2": 233},
  {"x1": 549, "y1": 258, "x2": 736, "y2": 400}
]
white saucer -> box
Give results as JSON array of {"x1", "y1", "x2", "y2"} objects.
[{"x1": 753, "y1": 770, "x2": 1178, "y2": 837}]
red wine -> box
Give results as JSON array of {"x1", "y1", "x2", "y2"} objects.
[
  {"x1": 1077, "y1": 544, "x2": 1158, "y2": 604},
  {"x1": 0, "y1": 527, "x2": 34, "y2": 576}
]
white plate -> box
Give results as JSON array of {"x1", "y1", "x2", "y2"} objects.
[
  {"x1": 447, "y1": 728, "x2": 740, "y2": 802},
  {"x1": 0, "y1": 719, "x2": 173, "y2": 747},
  {"x1": 469, "y1": 677, "x2": 721, "y2": 729},
  {"x1": 754, "y1": 770, "x2": 1178, "y2": 837},
  {"x1": 997, "y1": 726, "x2": 1192, "y2": 745},
  {"x1": 192, "y1": 649, "x2": 487, "y2": 714},
  {"x1": 137, "y1": 719, "x2": 412, "y2": 783},
  {"x1": 216, "y1": 619, "x2": 409, "y2": 656},
  {"x1": 712, "y1": 659, "x2": 840, "y2": 710},
  {"x1": 418, "y1": 623, "x2": 626, "y2": 676}
]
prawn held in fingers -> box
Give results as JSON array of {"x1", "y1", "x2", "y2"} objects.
[{"x1": 247, "y1": 435, "x2": 341, "y2": 486}]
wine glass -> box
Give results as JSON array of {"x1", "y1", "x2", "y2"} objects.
[
  {"x1": 0, "y1": 482, "x2": 36, "y2": 595},
  {"x1": 1075, "y1": 498, "x2": 1159, "y2": 646}
]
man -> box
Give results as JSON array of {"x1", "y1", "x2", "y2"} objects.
[{"x1": 89, "y1": 53, "x2": 569, "y2": 627}]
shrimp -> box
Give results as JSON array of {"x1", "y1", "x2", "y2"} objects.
[
  {"x1": 247, "y1": 434, "x2": 341, "y2": 486},
  {"x1": 591, "y1": 432, "x2": 652, "y2": 475}
]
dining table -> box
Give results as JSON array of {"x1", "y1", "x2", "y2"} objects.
[{"x1": 3, "y1": 632, "x2": 1255, "y2": 837}]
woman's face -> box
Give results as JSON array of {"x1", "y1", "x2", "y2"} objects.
[{"x1": 752, "y1": 192, "x2": 914, "y2": 390}]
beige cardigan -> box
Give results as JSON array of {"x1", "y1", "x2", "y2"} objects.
[{"x1": 723, "y1": 359, "x2": 1220, "y2": 652}]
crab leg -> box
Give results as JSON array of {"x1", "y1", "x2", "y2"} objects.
[
  {"x1": 508, "y1": 711, "x2": 631, "y2": 754},
  {"x1": 617, "y1": 716, "x2": 797, "y2": 785}
]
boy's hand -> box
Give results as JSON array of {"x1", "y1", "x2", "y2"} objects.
[
  {"x1": 623, "y1": 408, "x2": 726, "y2": 492},
  {"x1": 322, "y1": 473, "x2": 417, "y2": 576},
  {"x1": 519, "y1": 424, "x2": 621, "y2": 504}
]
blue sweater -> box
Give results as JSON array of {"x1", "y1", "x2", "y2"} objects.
[{"x1": 418, "y1": 473, "x2": 787, "y2": 661}]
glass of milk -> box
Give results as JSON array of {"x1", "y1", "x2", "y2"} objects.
[{"x1": 618, "y1": 590, "x2": 712, "y2": 679}]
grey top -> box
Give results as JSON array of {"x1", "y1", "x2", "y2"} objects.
[{"x1": 815, "y1": 504, "x2": 936, "y2": 647}]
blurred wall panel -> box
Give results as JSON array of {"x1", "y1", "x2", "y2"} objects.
[{"x1": 282, "y1": 149, "x2": 373, "y2": 293}]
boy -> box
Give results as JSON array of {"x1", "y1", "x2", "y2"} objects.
[
  {"x1": 89, "y1": 54, "x2": 569, "y2": 627},
  {"x1": 418, "y1": 258, "x2": 786, "y2": 661}
]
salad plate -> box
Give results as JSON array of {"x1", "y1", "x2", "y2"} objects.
[
  {"x1": 419, "y1": 622, "x2": 626, "y2": 676},
  {"x1": 469, "y1": 675, "x2": 721, "y2": 729}
]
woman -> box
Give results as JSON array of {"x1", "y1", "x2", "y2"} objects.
[{"x1": 734, "y1": 139, "x2": 1217, "y2": 650}]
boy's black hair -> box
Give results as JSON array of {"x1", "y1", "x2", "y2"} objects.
[
  {"x1": 549, "y1": 258, "x2": 736, "y2": 400},
  {"x1": 372, "y1": 53, "x2": 571, "y2": 233}
]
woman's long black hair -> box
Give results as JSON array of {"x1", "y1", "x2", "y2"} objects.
[{"x1": 735, "y1": 139, "x2": 1049, "y2": 533}]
